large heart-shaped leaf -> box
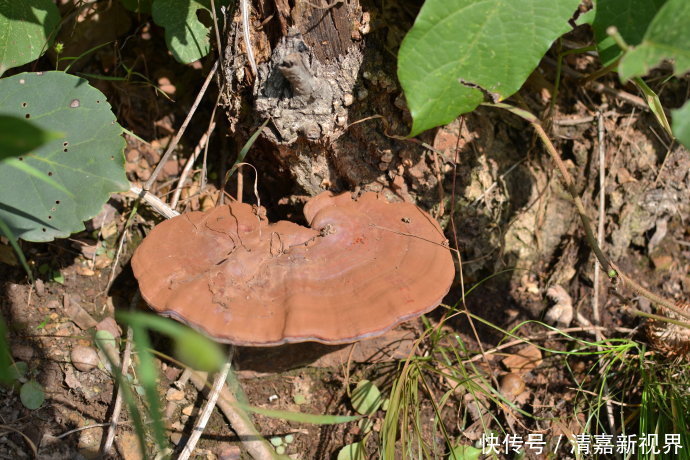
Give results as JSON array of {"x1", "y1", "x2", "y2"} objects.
[
  {"x1": 0, "y1": 0, "x2": 60, "y2": 74},
  {"x1": 618, "y1": 0, "x2": 690, "y2": 81},
  {"x1": 0, "y1": 115, "x2": 63, "y2": 160},
  {"x1": 0, "y1": 71, "x2": 129, "y2": 242},
  {"x1": 590, "y1": 0, "x2": 667, "y2": 67},
  {"x1": 398, "y1": 0, "x2": 580, "y2": 136}
]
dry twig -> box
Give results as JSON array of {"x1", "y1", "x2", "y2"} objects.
[
  {"x1": 102, "y1": 292, "x2": 138, "y2": 454},
  {"x1": 178, "y1": 349, "x2": 234, "y2": 460},
  {"x1": 143, "y1": 60, "x2": 219, "y2": 192}
]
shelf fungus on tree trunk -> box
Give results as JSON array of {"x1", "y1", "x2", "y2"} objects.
[
  {"x1": 254, "y1": 27, "x2": 362, "y2": 144},
  {"x1": 131, "y1": 192, "x2": 455, "y2": 346}
]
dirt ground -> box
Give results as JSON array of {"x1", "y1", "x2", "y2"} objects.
[{"x1": 1, "y1": 1, "x2": 689, "y2": 459}]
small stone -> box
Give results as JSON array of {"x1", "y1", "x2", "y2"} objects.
[
  {"x1": 126, "y1": 148, "x2": 141, "y2": 163},
  {"x1": 78, "y1": 424, "x2": 104, "y2": 458},
  {"x1": 71, "y1": 345, "x2": 100, "y2": 372},
  {"x1": 500, "y1": 373, "x2": 526, "y2": 398},
  {"x1": 166, "y1": 388, "x2": 185, "y2": 402},
  {"x1": 170, "y1": 432, "x2": 183, "y2": 445},
  {"x1": 217, "y1": 444, "x2": 241, "y2": 460},
  {"x1": 46, "y1": 299, "x2": 60, "y2": 309},
  {"x1": 11, "y1": 343, "x2": 34, "y2": 361},
  {"x1": 76, "y1": 265, "x2": 96, "y2": 277},
  {"x1": 157, "y1": 77, "x2": 176, "y2": 96},
  {"x1": 181, "y1": 404, "x2": 195, "y2": 416},
  {"x1": 162, "y1": 159, "x2": 179, "y2": 177},
  {"x1": 116, "y1": 432, "x2": 144, "y2": 460},
  {"x1": 651, "y1": 253, "x2": 673, "y2": 271},
  {"x1": 34, "y1": 278, "x2": 45, "y2": 296},
  {"x1": 96, "y1": 317, "x2": 121, "y2": 339}
]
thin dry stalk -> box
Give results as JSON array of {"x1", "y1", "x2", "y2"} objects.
[
  {"x1": 170, "y1": 121, "x2": 216, "y2": 209},
  {"x1": 128, "y1": 186, "x2": 180, "y2": 219},
  {"x1": 102, "y1": 292, "x2": 138, "y2": 454},
  {"x1": 178, "y1": 349, "x2": 234, "y2": 460},
  {"x1": 240, "y1": 0, "x2": 258, "y2": 76},
  {"x1": 188, "y1": 371, "x2": 275, "y2": 460},
  {"x1": 143, "y1": 60, "x2": 219, "y2": 192},
  {"x1": 594, "y1": 112, "x2": 617, "y2": 436}
]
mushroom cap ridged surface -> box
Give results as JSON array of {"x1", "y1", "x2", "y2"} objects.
[{"x1": 131, "y1": 192, "x2": 455, "y2": 346}]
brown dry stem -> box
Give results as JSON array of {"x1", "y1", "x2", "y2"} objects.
[{"x1": 488, "y1": 102, "x2": 686, "y2": 321}]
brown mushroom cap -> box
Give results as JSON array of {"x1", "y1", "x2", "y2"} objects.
[{"x1": 131, "y1": 192, "x2": 455, "y2": 346}]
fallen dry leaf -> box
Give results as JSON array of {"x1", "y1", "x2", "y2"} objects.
[{"x1": 502, "y1": 343, "x2": 543, "y2": 374}]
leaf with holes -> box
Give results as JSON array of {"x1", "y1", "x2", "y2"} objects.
[
  {"x1": 397, "y1": 0, "x2": 580, "y2": 136},
  {"x1": 152, "y1": 0, "x2": 224, "y2": 64},
  {"x1": 0, "y1": 115, "x2": 63, "y2": 160},
  {"x1": 0, "y1": 71, "x2": 129, "y2": 242},
  {"x1": 618, "y1": 0, "x2": 690, "y2": 81},
  {"x1": 0, "y1": 0, "x2": 60, "y2": 75}
]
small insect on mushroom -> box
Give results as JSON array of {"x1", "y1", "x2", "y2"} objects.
[{"x1": 132, "y1": 192, "x2": 455, "y2": 346}]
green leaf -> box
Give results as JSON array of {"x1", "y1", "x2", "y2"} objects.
[
  {"x1": 116, "y1": 311, "x2": 225, "y2": 373},
  {"x1": 0, "y1": 115, "x2": 63, "y2": 160},
  {"x1": 398, "y1": 0, "x2": 580, "y2": 136},
  {"x1": 9, "y1": 361, "x2": 28, "y2": 381},
  {"x1": 20, "y1": 380, "x2": 45, "y2": 409},
  {"x1": 152, "y1": 0, "x2": 217, "y2": 64},
  {"x1": 350, "y1": 379, "x2": 383, "y2": 415},
  {"x1": 618, "y1": 0, "x2": 690, "y2": 81},
  {"x1": 0, "y1": 0, "x2": 60, "y2": 75},
  {"x1": 591, "y1": 0, "x2": 667, "y2": 67},
  {"x1": 672, "y1": 100, "x2": 690, "y2": 149},
  {"x1": 0, "y1": 71, "x2": 129, "y2": 242},
  {"x1": 237, "y1": 402, "x2": 361, "y2": 425},
  {"x1": 0, "y1": 317, "x2": 11, "y2": 384},
  {"x1": 448, "y1": 444, "x2": 482, "y2": 460},
  {"x1": 337, "y1": 442, "x2": 366, "y2": 460}
]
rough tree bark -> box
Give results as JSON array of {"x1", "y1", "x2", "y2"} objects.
[{"x1": 221, "y1": 0, "x2": 442, "y2": 203}]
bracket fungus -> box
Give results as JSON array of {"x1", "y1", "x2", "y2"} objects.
[{"x1": 132, "y1": 192, "x2": 455, "y2": 346}]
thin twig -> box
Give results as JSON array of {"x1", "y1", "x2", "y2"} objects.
[
  {"x1": 178, "y1": 348, "x2": 234, "y2": 460},
  {"x1": 105, "y1": 226, "x2": 128, "y2": 294},
  {"x1": 595, "y1": 112, "x2": 617, "y2": 442},
  {"x1": 57, "y1": 422, "x2": 116, "y2": 439},
  {"x1": 128, "y1": 186, "x2": 180, "y2": 219},
  {"x1": 170, "y1": 121, "x2": 216, "y2": 209},
  {"x1": 102, "y1": 291, "x2": 139, "y2": 454},
  {"x1": 593, "y1": 112, "x2": 605, "y2": 327},
  {"x1": 531, "y1": 121, "x2": 615, "y2": 277},
  {"x1": 0, "y1": 425, "x2": 38, "y2": 457},
  {"x1": 240, "y1": 0, "x2": 258, "y2": 77},
  {"x1": 209, "y1": 0, "x2": 224, "y2": 71},
  {"x1": 188, "y1": 370, "x2": 275, "y2": 460},
  {"x1": 143, "y1": 60, "x2": 219, "y2": 192}
]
